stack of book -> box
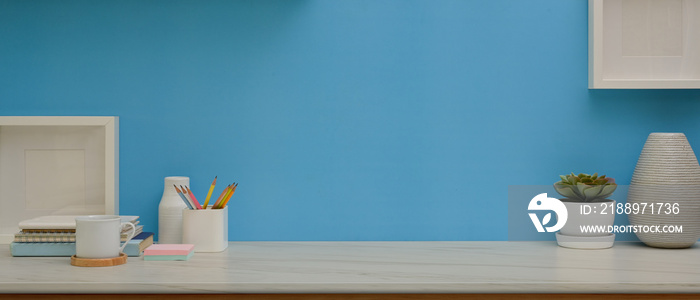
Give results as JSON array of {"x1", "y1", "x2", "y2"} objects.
[{"x1": 10, "y1": 215, "x2": 154, "y2": 257}]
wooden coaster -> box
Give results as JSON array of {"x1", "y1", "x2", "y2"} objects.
[{"x1": 71, "y1": 252, "x2": 127, "y2": 267}]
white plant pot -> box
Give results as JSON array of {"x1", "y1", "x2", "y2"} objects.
[{"x1": 556, "y1": 199, "x2": 616, "y2": 249}]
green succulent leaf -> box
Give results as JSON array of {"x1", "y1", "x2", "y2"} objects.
[
  {"x1": 554, "y1": 184, "x2": 578, "y2": 199},
  {"x1": 583, "y1": 185, "x2": 603, "y2": 199},
  {"x1": 576, "y1": 183, "x2": 589, "y2": 199},
  {"x1": 600, "y1": 184, "x2": 617, "y2": 198}
]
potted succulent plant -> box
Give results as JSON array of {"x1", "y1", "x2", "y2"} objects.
[{"x1": 553, "y1": 172, "x2": 617, "y2": 249}]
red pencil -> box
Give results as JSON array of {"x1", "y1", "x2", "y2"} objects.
[{"x1": 182, "y1": 185, "x2": 203, "y2": 209}]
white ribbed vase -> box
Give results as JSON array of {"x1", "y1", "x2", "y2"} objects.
[
  {"x1": 158, "y1": 176, "x2": 189, "y2": 244},
  {"x1": 628, "y1": 133, "x2": 700, "y2": 248}
]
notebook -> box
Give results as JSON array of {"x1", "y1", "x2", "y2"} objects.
[
  {"x1": 18, "y1": 215, "x2": 139, "y2": 230},
  {"x1": 14, "y1": 225, "x2": 143, "y2": 242},
  {"x1": 10, "y1": 232, "x2": 154, "y2": 257}
]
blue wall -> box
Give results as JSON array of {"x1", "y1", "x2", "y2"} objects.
[{"x1": 2, "y1": 0, "x2": 700, "y2": 241}]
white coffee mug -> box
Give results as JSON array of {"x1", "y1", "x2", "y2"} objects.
[{"x1": 75, "y1": 215, "x2": 136, "y2": 259}]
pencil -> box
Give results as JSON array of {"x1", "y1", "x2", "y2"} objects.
[
  {"x1": 185, "y1": 185, "x2": 203, "y2": 209},
  {"x1": 211, "y1": 184, "x2": 230, "y2": 209},
  {"x1": 218, "y1": 184, "x2": 235, "y2": 209},
  {"x1": 202, "y1": 176, "x2": 217, "y2": 209},
  {"x1": 215, "y1": 184, "x2": 235, "y2": 209},
  {"x1": 179, "y1": 185, "x2": 196, "y2": 209},
  {"x1": 219, "y1": 182, "x2": 238, "y2": 208},
  {"x1": 180, "y1": 185, "x2": 197, "y2": 209},
  {"x1": 174, "y1": 185, "x2": 194, "y2": 209}
]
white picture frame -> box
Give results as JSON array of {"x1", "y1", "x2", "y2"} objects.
[
  {"x1": 589, "y1": 0, "x2": 700, "y2": 89},
  {"x1": 0, "y1": 116, "x2": 118, "y2": 244}
]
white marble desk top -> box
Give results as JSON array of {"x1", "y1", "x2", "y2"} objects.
[{"x1": 1, "y1": 241, "x2": 700, "y2": 294}]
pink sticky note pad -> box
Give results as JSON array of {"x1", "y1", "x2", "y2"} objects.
[{"x1": 144, "y1": 244, "x2": 195, "y2": 256}]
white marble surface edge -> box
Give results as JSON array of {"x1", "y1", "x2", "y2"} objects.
[{"x1": 2, "y1": 241, "x2": 700, "y2": 294}]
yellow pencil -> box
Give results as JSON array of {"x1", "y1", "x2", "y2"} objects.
[
  {"x1": 202, "y1": 176, "x2": 217, "y2": 209},
  {"x1": 211, "y1": 184, "x2": 230, "y2": 209},
  {"x1": 219, "y1": 182, "x2": 238, "y2": 208},
  {"x1": 216, "y1": 183, "x2": 234, "y2": 209}
]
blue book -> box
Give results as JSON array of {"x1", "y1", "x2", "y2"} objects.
[{"x1": 10, "y1": 232, "x2": 154, "y2": 257}]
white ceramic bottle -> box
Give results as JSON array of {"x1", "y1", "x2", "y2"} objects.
[
  {"x1": 628, "y1": 133, "x2": 700, "y2": 248},
  {"x1": 158, "y1": 176, "x2": 189, "y2": 244}
]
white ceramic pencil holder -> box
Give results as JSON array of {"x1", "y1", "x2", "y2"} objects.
[{"x1": 182, "y1": 206, "x2": 228, "y2": 252}]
